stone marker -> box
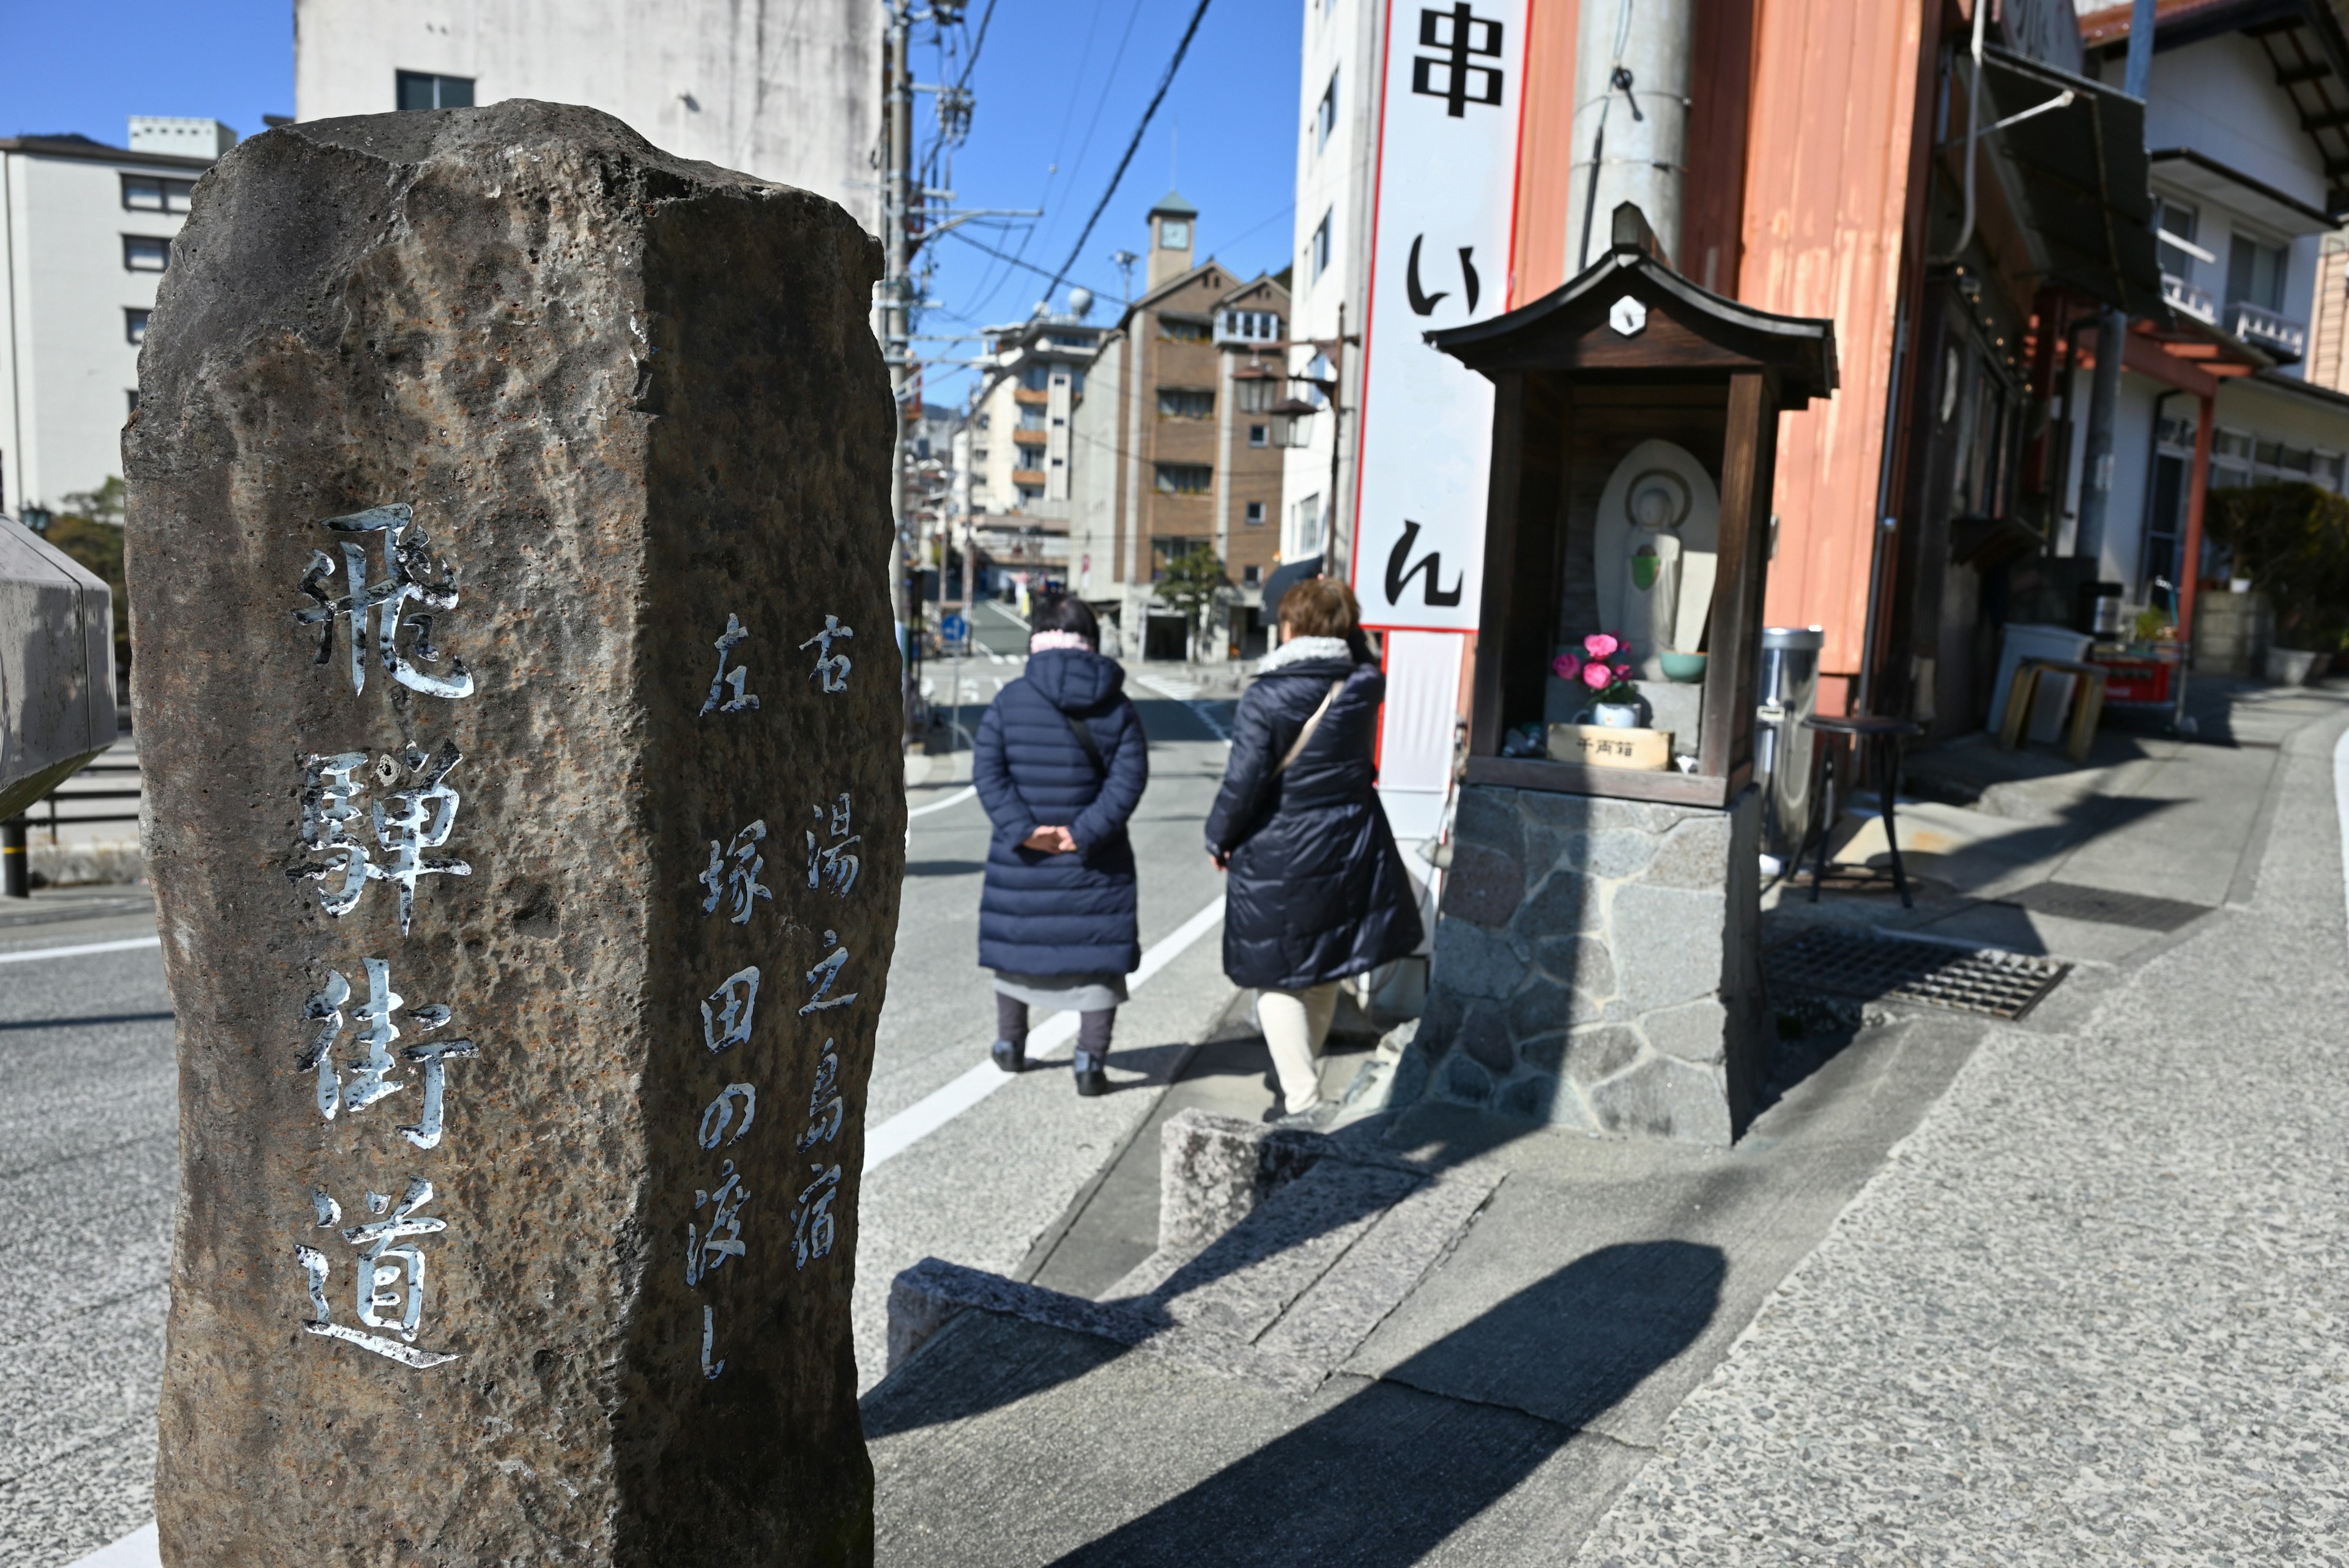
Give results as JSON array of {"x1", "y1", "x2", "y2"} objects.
[{"x1": 123, "y1": 103, "x2": 899, "y2": 1566}]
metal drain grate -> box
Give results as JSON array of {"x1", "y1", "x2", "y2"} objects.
[
  {"x1": 1767, "y1": 926, "x2": 2069, "y2": 1020},
  {"x1": 1995, "y1": 881, "x2": 2211, "y2": 932}
]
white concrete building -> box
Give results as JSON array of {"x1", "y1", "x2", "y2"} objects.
[
  {"x1": 2069, "y1": 2, "x2": 2349, "y2": 600},
  {"x1": 1278, "y1": 0, "x2": 1382, "y2": 568},
  {"x1": 1, "y1": 123, "x2": 231, "y2": 515},
  {"x1": 293, "y1": 0, "x2": 881, "y2": 231},
  {"x1": 968, "y1": 307, "x2": 1103, "y2": 521}
]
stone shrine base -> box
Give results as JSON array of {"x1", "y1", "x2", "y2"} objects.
[{"x1": 1398, "y1": 783, "x2": 1765, "y2": 1146}]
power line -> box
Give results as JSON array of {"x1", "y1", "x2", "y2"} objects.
[
  {"x1": 945, "y1": 226, "x2": 1114, "y2": 295},
  {"x1": 1039, "y1": 0, "x2": 1216, "y2": 306}
]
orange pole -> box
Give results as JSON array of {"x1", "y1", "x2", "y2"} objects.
[{"x1": 2176, "y1": 392, "x2": 2216, "y2": 647}]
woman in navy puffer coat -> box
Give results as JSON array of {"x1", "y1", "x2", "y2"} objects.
[
  {"x1": 972, "y1": 594, "x2": 1148, "y2": 1096},
  {"x1": 1206, "y1": 577, "x2": 1423, "y2": 1125}
]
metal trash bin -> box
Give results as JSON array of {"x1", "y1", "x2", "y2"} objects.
[{"x1": 1755, "y1": 626, "x2": 1824, "y2": 864}]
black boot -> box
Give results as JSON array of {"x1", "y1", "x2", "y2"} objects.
[
  {"x1": 1072, "y1": 1050, "x2": 1108, "y2": 1097},
  {"x1": 991, "y1": 1038, "x2": 1025, "y2": 1074}
]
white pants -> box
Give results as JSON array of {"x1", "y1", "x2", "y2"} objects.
[{"x1": 1260, "y1": 983, "x2": 1340, "y2": 1110}]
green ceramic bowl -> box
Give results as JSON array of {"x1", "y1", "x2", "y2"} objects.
[{"x1": 1659, "y1": 650, "x2": 1709, "y2": 683}]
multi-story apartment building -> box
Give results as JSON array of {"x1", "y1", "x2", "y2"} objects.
[
  {"x1": 1, "y1": 119, "x2": 236, "y2": 515},
  {"x1": 1069, "y1": 194, "x2": 1293, "y2": 659},
  {"x1": 968, "y1": 308, "x2": 1104, "y2": 519},
  {"x1": 1280, "y1": 0, "x2": 1383, "y2": 568},
  {"x1": 292, "y1": 0, "x2": 881, "y2": 231}
]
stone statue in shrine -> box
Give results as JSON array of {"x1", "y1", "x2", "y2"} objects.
[{"x1": 1594, "y1": 439, "x2": 1722, "y2": 681}]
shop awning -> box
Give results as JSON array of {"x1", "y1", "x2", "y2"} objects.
[{"x1": 1978, "y1": 45, "x2": 2169, "y2": 321}]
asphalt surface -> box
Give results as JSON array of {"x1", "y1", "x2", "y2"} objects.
[{"x1": 0, "y1": 598, "x2": 1247, "y2": 1566}]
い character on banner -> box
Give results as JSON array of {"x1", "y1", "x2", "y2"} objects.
[
  {"x1": 300, "y1": 958, "x2": 478, "y2": 1149},
  {"x1": 806, "y1": 795, "x2": 859, "y2": 897},
  {"x1": 700, "y1": 820, "x2": 774, "y2": 925},
  {"x1": 799, "y1": 932, "x2": 858, "y2": 1017},
  {"x1": 290, "y1": 742, "x2": 472, "y2": 935},
  {"x1": 291, "y1": 503, "x2": 475, "y2": 699},
  {"x1": 798, "y1": 615, "x2": 853, "y2": 693},
  {"x1": 699, "y1": 613, "x2": 760, "y2": 716},
  {"x1": 294, "y1": 1177, "x2": 456, "y2": 1369}
]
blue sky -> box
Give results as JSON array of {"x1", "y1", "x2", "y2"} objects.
[{"x1": 2, "y1": 1, "x2": 1304, "y2": 407}]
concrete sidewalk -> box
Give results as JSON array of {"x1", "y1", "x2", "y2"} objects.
[{"x1": 860, "y1": 683, "x2": 2349, "y2": 1564}]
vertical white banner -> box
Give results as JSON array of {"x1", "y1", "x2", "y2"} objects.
[
  {"x1": 1379, "y1": 630, "x2": 1466, "y2": 842},
  {"x1": 1350, "y1": 0, "x2": 1529, "y2": 634}
]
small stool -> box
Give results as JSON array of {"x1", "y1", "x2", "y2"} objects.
[
  {"x1": 1998, "y1": 658, "x2": 2108, "y2": 765},
  {"x1": 1794, "y1": 713, "x2": 1926, "y2": 910}
]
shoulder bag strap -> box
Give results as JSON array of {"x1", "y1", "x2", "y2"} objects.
[
  {"x1": 1276, "y1": 677, "x2": 1349, "y2": 775},
  {"x1": 1061, "y1": 709, "x2": 1107, "y2": 776}
]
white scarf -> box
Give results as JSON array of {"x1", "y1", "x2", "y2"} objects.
[{"x1": 1256, "y1": 635, "x2": 1351, "y2": 674}]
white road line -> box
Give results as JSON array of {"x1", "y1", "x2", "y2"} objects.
[
  {"x1": 65, "y1": 1522, "x2": 156, "y2": 1568},
  {"x1": 0, "y1": 935, "x2": 161, "y2": 965},
  {"x1": 863, "y1": 894, "x2": 1226, "y2": 1173},
  {"x1": 2335, "y1": 725, "x2": 2349, "y2": 956},
  {"x1": 907, "y1": 784, "x2": 978, "y2": 820}
]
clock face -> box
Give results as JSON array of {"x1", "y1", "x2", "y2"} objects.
[{"x1": 1160, "y1": 220, "x2": 1190, "y2": 250}]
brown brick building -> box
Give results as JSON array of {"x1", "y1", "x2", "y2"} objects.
[{"x1": 1071, "y1": 192, "x2": 1297, "y2": 659}]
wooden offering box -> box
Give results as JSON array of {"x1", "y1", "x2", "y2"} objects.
[{"x1": 1430, "y1": 213, "x2": 1837, "y2": 808}]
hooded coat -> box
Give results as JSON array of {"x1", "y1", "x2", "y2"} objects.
[
  {"x1": 973, "y1": 647, "x2": 1148, "y2": 976},
  {"x1": 1204, "y1": 637, "x2": 1425, "y2": 990}
]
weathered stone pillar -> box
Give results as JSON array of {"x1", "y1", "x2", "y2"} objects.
[
  {"x1": 1400, "y1": 782, "x2": 1767, "y2": 1147},
  {"x1": 124, "y1": 104, "x2": 897, "y2": 1565}
]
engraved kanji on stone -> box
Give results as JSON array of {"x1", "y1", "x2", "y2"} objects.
[
  {"x1": 289, "y1": 742, "x2": 472, "y2": 934},
  {"x1": 792, "y1": 1162, "x2": 841, "y2": 1269},
  {"x1": 702, "y1": 966, "x2": 761, "y2": 1054},
  {"x1": 292, "y1": 503, "x2": 475, "y2": 699},
  {"x1": 699, "y1": 612, "x2": 760, "y2": 716},
  {"x1": 798, "y1": 615, "x2": 853, "y2": 693},
  {"x1": 686, "y1": 1158, "x2": 749, "y2": 1286},
  {"x1": 292, "y1": 750, "x2": 371, "y2": 916},
  {"x1": 298, "y1": 957, "x2": 477, "y2": 1148},
  {"x1": 799, "y1": 932, "x2": 858, "y2": 1016},
  {"x1": 805, "y1": 794, "x2": 860, "y2": 897},
  {"x1": 700, "y1": 819, "x2": 774, "y2": 924},
  {"x1": 294, "y1": 1176, "x2": 456, "y2": 1369},
  {"x1": 796, "y1": 1041, "x2": 842, "y2": 1152}
]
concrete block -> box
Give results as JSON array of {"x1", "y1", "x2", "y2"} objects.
[
  {"x1": 1156, "y1": 1109, "x2": 1328, "y2": 1254},
  {"x1": 1588, "y1": 1055, "x2": 1734, "y2": 1148},
  {"x1": 1642, "y1": 999, "x2": 1729, "y2": 1065},
  {"x1": 1608, "y1": 882, "x2": 1728, "y2": 1013}
]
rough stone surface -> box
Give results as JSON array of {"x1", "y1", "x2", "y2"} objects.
[
  {"x1": 1439, "y1": 839, "x2": 1524, "y2": 928},
  {"x1": 1411, "y1": 784, "x2": 1764, "y2": 1148},
  {"x1": 124, "y1": 103, "x2": 896, "y2": 1567}
]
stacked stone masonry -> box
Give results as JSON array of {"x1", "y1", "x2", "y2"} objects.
[{"x1": 1403, "y1": 782, "x2": 1766, "y2": 1147}]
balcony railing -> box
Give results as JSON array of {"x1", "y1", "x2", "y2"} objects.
[
  {"x1": 2162, "y1": 273, "x2": 2216, "y2": 325},
  {"x1": 2228, "y1": 301, "x2": 2307, "y2": 362}
]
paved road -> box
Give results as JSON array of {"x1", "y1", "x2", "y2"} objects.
[{"x1": 0, "y1": 603, "x2": 1246, "y2": 1567}]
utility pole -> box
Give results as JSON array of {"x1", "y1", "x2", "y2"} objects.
[
  {"x1": 885, "y1": 0, "x2": 919, "y2": 737},
  {"x1": 1269, "y1": 311, "x2": 1358, "y2": 576},
  {"x1": 2075, "y1": 0, "x2": 2159, "y2": 570}
]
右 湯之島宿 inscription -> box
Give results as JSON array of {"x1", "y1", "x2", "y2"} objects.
[{"x1": 125, "y1": 102, "x2": 900, "y2": 1567}]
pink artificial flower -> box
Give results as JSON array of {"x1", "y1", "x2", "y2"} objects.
[
  {"x1": 1551, "y1": 651, "x2": 1583, "y2": 681},
  {"x1": 1612, "y1": 661, "x2": 1633, "y2": 685},
  {"x1": 1580, "y1": 661, "x2": 1614, "y2": 691},
  {"x1": 1584, "y1": 632, "x2": 1620, "y2": 660}
]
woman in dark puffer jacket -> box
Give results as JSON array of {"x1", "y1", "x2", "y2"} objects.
[
  {"x1": 972, "y1": 594, "x2": 1149, "y2": 1096},
  {"x1": 1204, "y1": 578, "x2": 1423, "y2": 1126}
]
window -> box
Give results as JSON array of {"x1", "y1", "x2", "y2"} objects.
[
  {"x1": 1157, "y1": 387, "x2": 1214, "y2": 420},
  {"x1": 125, "y1": 308, "x2": 150, "y2": 344},
  {"x1": 973, "y1": 447, "x2": 989, "y2": 461},
  {"x1": 2154, "y1": 198, "x2": 2201, "y2": 283},
  {"x1": 2227, "y1": 234, "x2": 2287, "y2": 312},
  {"x1": 1151, "y1": 535, "x2": 1212, "y2": 579},
  {"x1": 1293, "y1": 492, "x2": 1321, "y2": 555},
  {"x1": 1154, "y1": 463, "x2": 1213, "y2": 495},
  {"x1": 1245, "y1": 502, "x2": 1266, "y2": 525},
  {"x1": 1236, "y1": 377, "x2": 1277, "y2": 412},
  {"x1": 1158, "y1": 314, "x2": 1212, "y2": 344},
  {"x1": 1017, "y1": 407, "x2": 1047, "y2": 431},
  {"x1": 1069, "y1": 370, "x2": 1086, "y2": 395},
  {"x1": 1317, "y1": 70, "x2": 1339, "y2": 152},
  {"x1": 1217, "y1": 308, "x2": 1282, "y2": 344},
  {"x1": 1312, "y1": 210, "x2": 1332, "y2": 278},
  {"x1": 1051, "y1": 456, "x2": 1064, "y2": 467},
  {"x1": 121, "y1": 176, "x2": 195, "y2": 214},
  {"x1": 1249, "y1": 424, "x2": 1270, "y2": 447},
  {"x1": 1160, "y1": 218, "x2": 1190, "y2": 250},
  {"x1": 976, "y1": 413, "x2": 991, "y2": 430},
  {"x1": 122, "y1": 236, "x2": 169, "y2": 272},
  {"x1": 396, "y1": 72, "x2": 476, "y2": 111},
  {"x1": 1243, "y1": 563, "x2": 1262, "y2": 586},
  {"x1": 1022, "y1": 362, "x2": 1052, "y2": 391}
]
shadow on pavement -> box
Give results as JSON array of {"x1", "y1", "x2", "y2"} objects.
[{"x1": 1042, "y1": 1241, "x2": 1725, "y2": 1567}]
